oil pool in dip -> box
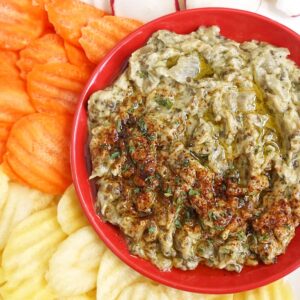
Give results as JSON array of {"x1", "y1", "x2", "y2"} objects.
[{"x1": 88, "y1": 26, "x2": 300, "y2": 272}]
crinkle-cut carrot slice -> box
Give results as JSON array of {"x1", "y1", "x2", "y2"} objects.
[
  {"x1": 0, "y1": 77, "x2": 35, "y2": 124},
  {"x1": 27, "y1": 62, "x2": 91, "y2": 114},
  {"x1": 0, "y1": 122, "x2": 11, "y2": 141},
  {"x1": 4, "y1": 113, "x2": 72, "y2": 194},
  {"x1": 0, "y1": 50, "x2": 19, "y2": 77},
  {"x1": 79, "y1": 16, "x2": 143, "y2": 64},
  {"x1": 2, "y1": 154, "x2": 27, "y2": 183},
  {"x1": 0, "y1": 141, "x2": 5, "y2": 163},
  {"x1": 0, "y1": 0, "x2": 48, "y2": 50},
  {"x1": 45, "y1": 0, "x2": 105, "y2": 47},
  {"x1": 64, "y1": 41, "x2": 95, "y2": 70},
  {"x1": 17, "y1": 33, "x2": 68, "y2": 78}
]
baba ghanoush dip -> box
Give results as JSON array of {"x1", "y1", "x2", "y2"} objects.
[{"x1": 88, "y1": 26, "x2": 300, "y2": 272}]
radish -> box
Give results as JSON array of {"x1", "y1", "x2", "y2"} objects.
[
  {"x1": 185, "y1": 0, "x2": 261, "y2": 12},
  {"x1": 111, "y1": 0, "x2": 180, "y2": 22},
  {"x1": 80, "y1": 0, "x2": 112, "y2": 13}
]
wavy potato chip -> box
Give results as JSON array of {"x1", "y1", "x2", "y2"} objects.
[
  {"x1": 0, "y1": 182, "x2": 54, "y2": 250},
  {"x1": 233, "y1": 280, "x2": 293, "y2": 300},
  {"x1": 97, "y1": 249, "x2": 145, "y2": 300},
  {"x1": 165, "y1": 288, "x2": 207, "y2": 300},
  {"x1": 0, "y1": 166, "x2": 9, "y2": 211},
  {"x1": 2, "y1": 207, "x2": 66, "y2": 293},
  {"x1": 47, "y1": 226, "x2": 105, "y2": 296},
  {"x1": 57, "y1": 185, "x2": 88, "y2": 235},
  {"x1": 1, "y1": 274, "x2": 56, "y2": 300},
  {"x1": 117, "y1": 282, "x2": 169, "y2": 300},
  {"x1": 58, "y1": 289, "x2": 96, "y2": 300}
]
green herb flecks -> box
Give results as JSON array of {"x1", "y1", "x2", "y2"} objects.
[
  {"x1": 164, "y1": 187, "x2": 173, "y2": 197},
  {"x1": 110, "y1": 151, "x2": 120, "y2": 159},
  {"x1": 155, "y1": 97, "x2": 173, "y2": 109},
  {"x1": 190, "y1": 151, "x2": 209, "y2": 166},
  {"x1": 188, "y1": 189, "x2": 200, "y2": 196},
  {"x1": 208, "y1": 210, "x2": 218, "y2": 221},
  {"x1": 134, "y1": 187, "x2": 140, "y2": 194},
  {"x1": 175, "y1": 219, "x2": 182, "y2": 229},
  {"x1": 137, "y1": 118, "x2": 147, "y2": 135},
  {"x1": 128, "y1": 145, "x2": 135, "y2": 154},
  {"x1": 137, "y1": 70, "x2": 148, "y2": 79},
  {"x1": 182, "y1": 158, "x2": 190, "y2": 167},
  {"x1": 116, "y1": 119, "x2": 122, "y2": 133},
  {"x1": 148, "y1": 226, "x2": 156, "y2": 234}
]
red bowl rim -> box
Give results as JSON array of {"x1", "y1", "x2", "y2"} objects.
[{"x1": 71, "y1": 8, "x2": 300, "y2": 294}]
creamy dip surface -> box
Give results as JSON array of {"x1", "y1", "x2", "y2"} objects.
[{"x1": 88, "y1": 26, "x2": 300, "y2": 272}]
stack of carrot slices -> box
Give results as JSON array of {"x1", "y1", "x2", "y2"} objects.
[{"x1": 0, "y1": 0, "x2": 143, "y2": 194}]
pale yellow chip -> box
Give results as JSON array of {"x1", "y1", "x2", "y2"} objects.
[
  {"x1": 117, "y1": 282, "x2": 169, "y2": 300},
  {"x1": 0, "y1": 182, "x2": 55, "y2": 250},
  {"x1": 233, "y1": 280, "x2": 293, "y2": 300},
  {"x1": 2, "y1": 207, "x2": 66, "y2": 294},
  {"x1": 57, "y1": 185, "x2": 89, "y2": 235},
  {"x1": 162, "y1": 285, "x2": 234, "y2": 300},
  {"x1": 58, "y1": 289, "x2": 96, "y2": 300},
  {"x1": 0, "y1": 166, "x2": 9, "y2": 212},
  {"x1": 96, "y1": 249, "x2": 147, "y2": 300},
  {"x1": 47, "y1": 226, "x2": 105, "y2": 297},
  {"x1": 1, "y1": 274, "x2": 56, "y2": 300}
]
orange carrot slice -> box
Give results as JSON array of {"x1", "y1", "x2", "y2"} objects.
[
  {"x1": 79, "y1": 16, "x2": 143, "y2": 64},
  {"x1": 2, "y1": 154, "x2": 27, "y2": 184},
  {"x1": 4, "y1": 113, "x2": 72, "y2": 194},
  {"x1": 0, "y1": 77, "x2": 35, "y2": 124},
  {"x1": 0, "y1": 50, "x2": 19, "y2": 78},
  {"x1": 45, "y1": 0, "x2": 104, "y2": 47},
  {"x1": 0, "y1": 0, "x2": 48, "y2": 50},
  {"x1": 27, "y1": 62, "x2": 91, "y2": 114},
  {"x1": 17, "y1": 33, "x2": 68, "y2": 78},
  {"x1": 64, "y1": 41, "x2": 95, "y2": 70},
  {"x1": 0, "y1": 123, "x2": 11, "y2": 163}
]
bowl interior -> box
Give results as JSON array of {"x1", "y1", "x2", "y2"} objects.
[{"x1": 71, "y1": 8, "x2": 300, "y2": 294}]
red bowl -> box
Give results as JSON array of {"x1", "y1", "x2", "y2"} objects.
[{"x1": 71, "y1": 8, "x2": 300, "y2": 294}]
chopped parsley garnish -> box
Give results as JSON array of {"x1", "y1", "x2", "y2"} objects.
[
  {"x1": 214, "y1": 225, "x2": 225, "y2": 231},
  {"x1": 137, "y1": 70, "x2": 148, "y2": 79},
  {"x1": 147, "y1": 133, "x2": 156, "y2": 141},
  {"x1": 208, "y1": 211, "x2": 218, "y2": 221},
  {"x1": 261, "y1": 233, "x2": 270, "y2": 241},
  {"x1": 188, "y1": 189, "x2": 200, "y2": 196},
  {"x1": 110, "y1": 151, "x2": 120, "y2": 159},
  {"x1": 164, "y1": 188, "x2": 172, "y2": 197},
  {"x1": 134, "y1": 187, "x2": 140, "y2": 194},
  {"x1": 175, "y1": 219, "x2": 182, "y2": 229},
  {"x1": 237, "y1": 231, "x2": 246, "y2": 240},
  {"x1": 175, "y1": 197, "x2": 184, "y2": 206},
  {"x1": 175, "y1": 176, "x2": 182, "y2": 185},
  {"x1": 148, "y1": 226, "x2": 156, "y2": 234},
  {"x1": 155, "y1": 97, "x2": 173, "y2": 109},
  {"x1": 128, "y1": 146, "x2": 135, "y2": 154},
  {"x1": 116, "y1": 119, "x2": 122, "y2": 133},
  {"x1": 182, "y1": 158, "x2": 190, "y2": 167},
  {"x1": 190, "y1": 151, "x2": 209, "y2": 165},
  {"x1": 137, "y1": 118, "x2": 147, "y2": 135}
]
